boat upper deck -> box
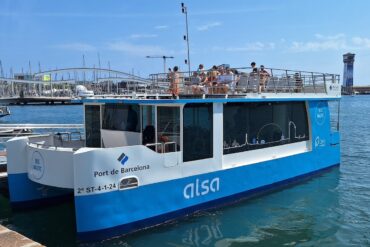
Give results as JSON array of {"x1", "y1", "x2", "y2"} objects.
[{"x1": 83, "y1": 67, "x2": 341, "y2": 104}]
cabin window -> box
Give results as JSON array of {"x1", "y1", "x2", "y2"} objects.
[
  {"x1": 119, "y1": 176, "x2": 139, "y2": 190},
  {"x1": 142, "y1": 105, "x2": 156, "y2": 146},
  {"x1": 85, "y1": 105, "x2": 101, "y2": 147},
  {"x1": 183, "y1": 103, "x2": 213, "y2": 162},
  {"x1": 157, "y1": 106, "x2": 180, "y2": 152},
  {"x1": 223, "y1": 102, "x2": 309, "y2": 154},
  {"x1": 102, "y1": 104, "x2": 140, "y2": 132}
]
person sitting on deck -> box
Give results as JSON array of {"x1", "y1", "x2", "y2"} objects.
[
  {"x1": 190, "y1": 71, "x2": 204, "y2": 94},
  {"x1": 206, "y1": 65, "x2": 219, "y2": 94},
  {"x1": 217, "y1": 67, "x2": 235, "y2": 94},
  {"x1": 294, "y1": 72, "x2": 303, "y2": 92},
  {"x1": 248, "y1": 67, "x2": 259, "y2": 93},
  {"x1": 197, "y1": 64, "x2": 207, "y2": 82}
]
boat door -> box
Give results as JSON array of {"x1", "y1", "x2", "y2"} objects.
[
  {"x1": 157, "y1": 106, "x2": 181, "y2": 167},
  {"x1": 141, "y1": 105, "x2": 182, "y2": 167}
]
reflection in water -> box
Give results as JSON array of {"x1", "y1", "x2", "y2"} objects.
[
  {"x1": 117, "y1": 168, "x2": 340, "y2": 247},
  {"x1": 180, "y1": 219, "x2": 223, "y2": 246}
]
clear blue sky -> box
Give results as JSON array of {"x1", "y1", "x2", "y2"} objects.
[{"x1": 0, "y1": 0, "x2": 369, "y2": 84}]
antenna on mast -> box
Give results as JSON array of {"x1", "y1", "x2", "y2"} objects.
[{"x1": 181, "y1": 2, "x2": 191, "y2": 76}]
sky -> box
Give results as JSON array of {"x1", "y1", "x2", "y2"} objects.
[{"x1": 0, "y1": 0, "x2": 370, "y2": 84}]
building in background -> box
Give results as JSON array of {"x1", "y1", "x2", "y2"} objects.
[{"x1": 343, "y1": 53, "x2": 355, "y2": 94}]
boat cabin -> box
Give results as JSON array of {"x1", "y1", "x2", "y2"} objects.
[{"x1": 84, "y1": 100, "x2": 313, "y2": 164}]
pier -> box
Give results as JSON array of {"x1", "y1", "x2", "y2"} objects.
[
  {"x1": 0, "y1": 67, "x2": 151, "y2": 105},
  {"x1": 0, "y1": 96, "x2": 77, "y2": 105},
  {"x1": 0, "y1": 225, "x2": 44, "y2": 247}
]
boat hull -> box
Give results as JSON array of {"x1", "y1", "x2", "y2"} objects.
[{"x1": 75, "y1": 143, "x2": 340, "y2": 241}]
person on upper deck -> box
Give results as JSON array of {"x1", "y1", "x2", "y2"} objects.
[
  {"x1": 167, "y1": 67, "x2": 172, "y2": 80},
  {"x1": 251, "y1": 62, "x2": 257, "y2": 71},
  {"x1": 197, "y1": 64, "x2": 207, "y2": 83},
  {"x1": 190, "y1": 71, "x2": 204, "y2": 94},
  {"x1": 207, "y1": 65, "x2": 219, "y2": 94},
  {"x1": 294, "y1": 72, "x2": 303, "y2": 92},
  {"x1": 259, "y1": 65, "x2": 270, "y2": 91},
  {"x1": 170, "y1": 66, "x2": 180, "y2": 97},
  {"x1": 220, "y1": 67, "x2": 236, "y2": 94},
  {"x1": 250, "y1": 67, "x2": 258, "y2": 76}
]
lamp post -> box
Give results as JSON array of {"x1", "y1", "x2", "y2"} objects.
[
  {"x1": 146, "y1": 55, "x2": 174, "y2": 74},
  {"x1": 181, "y1": 2, "x2": 191, "y2": 77}
]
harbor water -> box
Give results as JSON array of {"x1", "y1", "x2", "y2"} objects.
[{"x1": 0, "y1": 96, "x2": 369, "y2": 246}]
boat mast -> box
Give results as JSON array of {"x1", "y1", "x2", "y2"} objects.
[{"x1": 181, "y1": 3, "x2": 191, "y2": 77}]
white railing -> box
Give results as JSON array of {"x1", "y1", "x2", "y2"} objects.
[{"x1": 147, "y1": 67, "x2": 340, "y2": 96}]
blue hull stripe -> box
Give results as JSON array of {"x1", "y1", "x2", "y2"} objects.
[
  {"x1": 7, "y1": 173, "x2": 72, "y2": 209},
  {"x1": 77, "y1": 163, "x2": 339, "y2": 242}
]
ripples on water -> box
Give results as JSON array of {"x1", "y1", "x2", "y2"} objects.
[{"x1": 1, "y1": 97, "x2": 370, "y2": 246}]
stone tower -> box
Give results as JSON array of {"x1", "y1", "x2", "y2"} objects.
[{"x1": 343, "y1": 53, "x2": 355, "y2": 94}]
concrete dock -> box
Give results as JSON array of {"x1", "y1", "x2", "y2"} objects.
[
  {"x1": 0, "y1": 96, "x2": 81, "y2": 105},
  {"x1": 0, "y1": 225, "x2": 44, "y2": 247}
]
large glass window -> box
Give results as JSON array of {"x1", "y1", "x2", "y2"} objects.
[
  {"x1": 142, "y1": 105, "x2": 156, "y2": 145},
  {"x1": 223, "y1": 101, "x2": 309, "y2": 154},
  {"x1": 102, "y1": 104, "x2": 140, "y2": 132},
  {"x1": 85, "y1": 105, "x2": 101, "y2": 147},
  {"x1": 157, "y1": 106, "x2": 180, "y2": 152},
  {"x1": 183, "y1": 103, "x2": 213, "y2": 162}
]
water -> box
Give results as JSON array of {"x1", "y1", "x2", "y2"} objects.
[{"x1": 1, "y1": 96, "x2": 370, "y2": 246}]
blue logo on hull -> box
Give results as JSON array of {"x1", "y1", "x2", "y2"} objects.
[{"x1": 117, "y1": 153, "x2": 129, "y2": 166}]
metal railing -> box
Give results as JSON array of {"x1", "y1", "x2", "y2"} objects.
[
  {"x1": 145, "y1": 141, "x2": 178, "y2": 153},
  {"x1": 148, "y1": 67, "x2": 340, "y2": 96}
]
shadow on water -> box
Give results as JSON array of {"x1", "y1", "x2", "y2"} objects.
[{"x1": 0, "y1": 196, "x2": 76, "y2": 246}]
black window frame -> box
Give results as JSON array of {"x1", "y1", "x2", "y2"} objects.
[
  {"x1": 85, "y1": 104, "x2": 101, "y2": 148},
  {"x1": 223, "y1": 101, "x2": 309, "y2": 155},
  {"x1": 183, "y1": 103, "x2": 213, "y2": 162},
  {"x1": 102, "y1": 103, "x2": 140, "y2": 132}
]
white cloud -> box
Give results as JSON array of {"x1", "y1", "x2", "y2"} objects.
[
  {"x1": 107, "y1": 41, "x2": 170, "y2": 56},
  {"x1": 213, "y1": 42, "x2": 275, "y2": 52},
  {"x1": 154, "y1": 25, "x2": 168, "y2": 30},
  {"x1": 197, "y1": 22, "x2": 222, "y2": 31},
  {"x1": 314, "y1": 33, "x2": 346, "y2": 40},
  {"x1": 53, "y1": 42, "x2": 96, "y2": 52},
  {"x1": 289, "y1": 34, "x2": 370, "y2": 52},
  {"x1": 352, "y1": 37, "x2": 370, "y2": 49},
  {"x1": 129, "y1": 34, "x2": 158, "y2": 39},
  {"x1": 290, "y1": 34, "x2": 348, "y2": 52}
]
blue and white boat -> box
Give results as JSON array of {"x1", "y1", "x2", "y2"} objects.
[
  {"x1": 0, "y1": 106, "x2": 10, "y2": 118},
  {"x1": 6, "y1": 67, "x2": 341, "y2": 241}
]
